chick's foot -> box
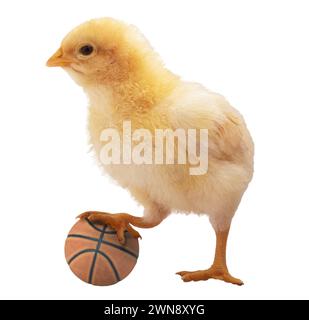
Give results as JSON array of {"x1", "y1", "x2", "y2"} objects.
[
  {"x1": 77, "y1": 211, "x2": 141, "y2": 245},
  {"x1": 176, "y1": 267, "x2": 243, "y2": 286}
]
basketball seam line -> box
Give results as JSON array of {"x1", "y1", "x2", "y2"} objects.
[
  {"x1": 67, "y1": 248, "x2": 121, "y2": 283},
  {"x1": 85, "y1": 218, "x2": 104, "y2": 232},
  {"x1": 85, "y1": 218, "x2": 128, "y2": 234},
  {"x1": 68, "y1": 249, "x2": 95, "y2": 265},
  {"x1": 96, "y1": 251, "x2": 121, "y2": 282},
  {"x1": 88, "y1": 225, "x2": 106, "y2": 284},
  {"x1": 85, "y1": 218, "x2": 117, "y2": 234},
  {"x1": 101, "y1": 239, "x2": 139, "y2": 259},
  {"x1": 68, "y1": 234, "x2": 99, "y2": 242},
  {"x1": 67, "y1": 249, "x2": 121, "y2": 283},
  {"x1": 68, "y1": 234, "x2": 139, "y2": 259}
]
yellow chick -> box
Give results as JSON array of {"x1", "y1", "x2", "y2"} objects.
[{"x1": 47, "y1": 18, "x2": 254, "y2": 285}]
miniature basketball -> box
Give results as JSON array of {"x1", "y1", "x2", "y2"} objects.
[{"x1": 65, "y1": 218, "x2": 139, "y2": 286}]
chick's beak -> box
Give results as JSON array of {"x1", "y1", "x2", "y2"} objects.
[{"x1": 46, "y1": 48, "x2": 71, "y2": 67}]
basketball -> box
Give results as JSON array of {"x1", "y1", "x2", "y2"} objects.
[{"x1": 65, "y1": 218, "x2": 139, "y2": 286}]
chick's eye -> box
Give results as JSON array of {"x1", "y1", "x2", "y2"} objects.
[{"x1": 79, "y1": 45, "x2": 94, "y2": 56}]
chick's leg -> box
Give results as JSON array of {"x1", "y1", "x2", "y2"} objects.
[
  {"x1": 78, "y1": 205, "x2": 168, "y2": 244},
  {"x1": 177, "y1": 226, "x2": 243, "y2": 286}
]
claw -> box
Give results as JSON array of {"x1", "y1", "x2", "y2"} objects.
[
  {"x1": 176, "y1": 268, "x2": 244, "y2": 286},
  {"x1": 127, "y1": 224, "x2": 142, "y2": 240},
  {"x1": 76, "y1": 211, "x2": 109, "y2": 220},
  {"x1": 176, "y1": 271, "x2": 189, "y2": 277},
  {"x1": 77, "y1": 211, "x2": 141, "y2": 245},
  {"x1": 76, "y1": 212, "x2": 90, "y2": 220},
  {"x1": 116, "y1": 227, "x2": 126, "y2": 245}
]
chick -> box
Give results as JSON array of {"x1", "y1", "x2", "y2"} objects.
[{"x1": 47, "y1": 18, "x2": 254, "y2": 285}]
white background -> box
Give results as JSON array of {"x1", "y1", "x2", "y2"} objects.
[{"x1": 0, "y1": 0, "x2": 308, "y2": 300}]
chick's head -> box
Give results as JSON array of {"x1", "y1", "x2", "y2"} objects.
[{"x1": 47, "y1": 18, "x2": 155, "y2": 86}]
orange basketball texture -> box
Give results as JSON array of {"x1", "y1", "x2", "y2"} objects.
[{"x1": 65, "y1": 218, "x2": 139, "y2": 286}]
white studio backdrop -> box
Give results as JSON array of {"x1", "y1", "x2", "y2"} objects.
[{"x1": 0, "y1": 0, "x2": 308, "y2": 299}]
